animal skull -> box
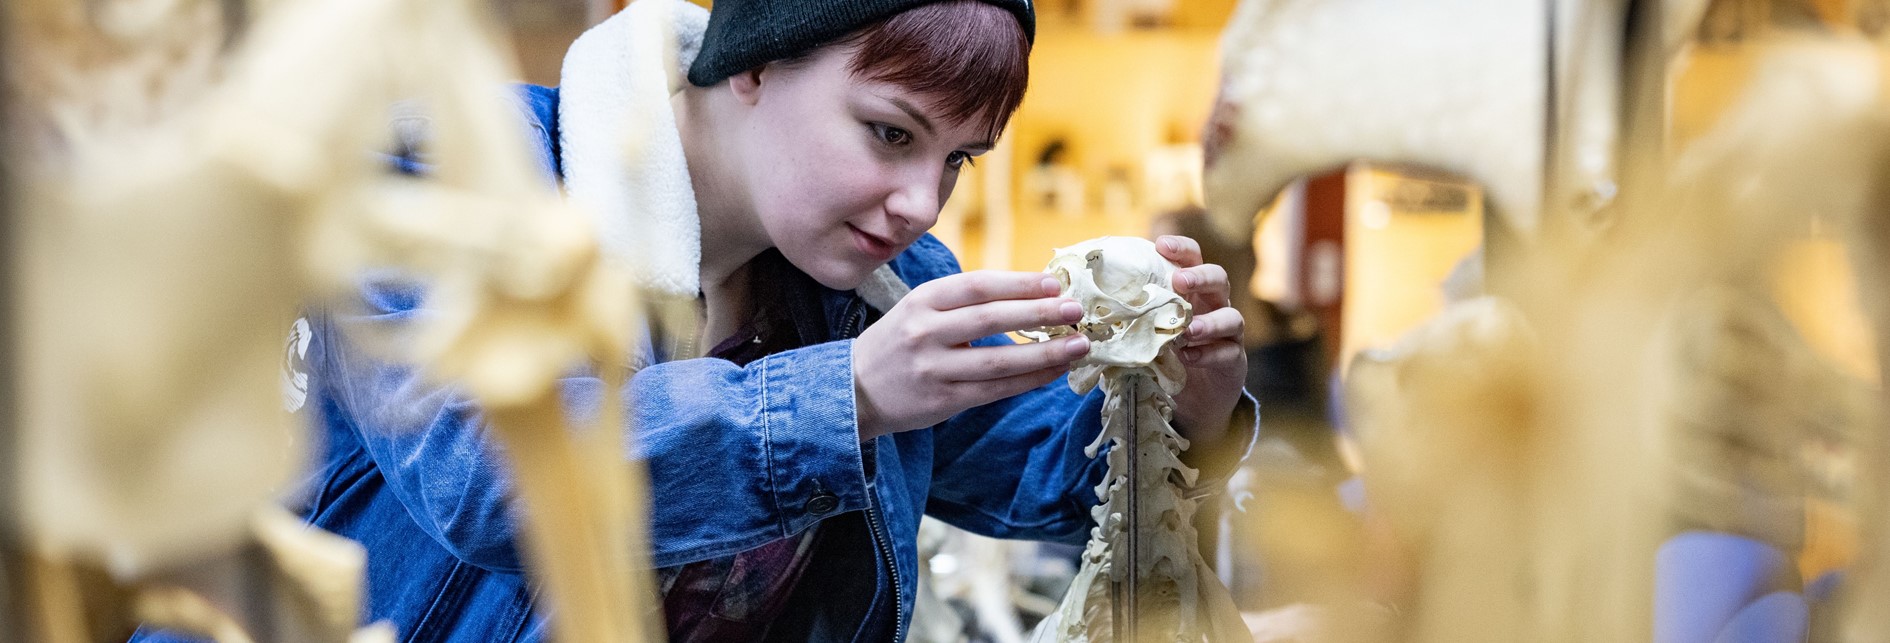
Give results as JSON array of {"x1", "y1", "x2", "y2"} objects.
[{"x1": 1024, "y1": 237, "x2": 1191, "y2": 392}]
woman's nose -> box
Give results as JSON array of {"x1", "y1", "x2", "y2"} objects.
[{"x1": 883, "y1": 171, "x2": 942, "y2": 232}]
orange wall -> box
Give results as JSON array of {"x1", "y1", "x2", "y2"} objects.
[
  {"x1": 991, "y1": 30, "x2": 1224, "y2": 270},
  {"x1": 1340, "y1": 166, "x2": 1484, "y2": 364}
]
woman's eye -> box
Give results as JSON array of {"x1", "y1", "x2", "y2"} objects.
[
  {"x1": 871, "y1": 123, "x2": 913, "y2": 147},
  {"x1": 947, "y1": 151, "x2": 976, "y2": 170}
]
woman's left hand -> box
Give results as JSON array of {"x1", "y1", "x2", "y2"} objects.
[{"x1": 1157, "y1": 235, "x2": 1248, "y2": 451}]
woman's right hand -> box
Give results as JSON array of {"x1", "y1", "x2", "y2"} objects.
[{"x1": 853, "y1": 271, "x2": 1092, "y2": 441}]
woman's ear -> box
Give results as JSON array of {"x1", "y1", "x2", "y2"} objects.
[{"x1": 727, "y1": 66, "x2": 766, "y2": 107}]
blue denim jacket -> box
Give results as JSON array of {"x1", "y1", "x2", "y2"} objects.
[{"x1": 138, "y1": 85, "x2": 1252, "y2": 642}]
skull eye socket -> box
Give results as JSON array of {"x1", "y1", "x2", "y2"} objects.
[
  {"x1": 1082, "y1": 251, "x2": 1108, "y2": 290},
  {"x1": 1154, "y1": 305, "x2": 1187, "y2": 332},
  {"x1": 1037, "y1": 238, "x2": 1193, "y2": 367},
  {"x1": 1124, "y1": 287, "x2": 1154, "y2": 309}
]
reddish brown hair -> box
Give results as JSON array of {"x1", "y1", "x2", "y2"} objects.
[{"x1": 838, "y1": 0, "x2": 1032, "y2": 141}]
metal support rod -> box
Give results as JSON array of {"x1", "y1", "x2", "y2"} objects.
[
  {"x1": 1617, "y1": 0, "x2": 1670, "y2": 205},
  {"x1": 1111, "y1": 374, "x2": 1143, "y2": 643},
  {"x1": 1542, "y1": 0, "x2": 1560, "y2": 219},
  {"x1": 219, "y1": 0, "x2": 248, "y2": 48}
]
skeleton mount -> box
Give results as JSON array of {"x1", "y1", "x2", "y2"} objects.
[{"x1": 1023, "y1": 237, "x2": 1248, "y2": 643}]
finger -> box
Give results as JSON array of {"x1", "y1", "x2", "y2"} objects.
[
  {"x1": 939, "y1": 335, "x2": 1089, "y2": 381},
  {"x1": 952, "y1": 364, "x2": 1071, "y2": 408},
  {"x1": 1181, "y1": 341, "x2": 1245, "y2": 367},
  {"x1": 934, "y1": 297, "x2": 1084, "y2": 345},
  {"x1": 1173, "y1": 264, "x2": 1231, "y2": 309},
  {"x1": 1184, "y1": 307, "x2": 1246, "y2": 345},
  {"x1": 1157, "y1": 236, "x2": 1204, "y2": 267},
  {"x1": 917, "y1": 271, "x2": 1064, "y2": 311}
]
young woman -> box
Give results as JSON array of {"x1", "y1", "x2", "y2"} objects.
[{"x1": 290, "y1": 0, "x2": 1255, "y2": 640}]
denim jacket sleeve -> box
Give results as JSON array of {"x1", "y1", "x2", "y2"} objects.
[
  {"x1": 317, "y1": 277, "x2": 528, "y2": 573},
  {"x1": 869, "y1": 237, "x2": 1103, "y2": 544},
  {"x1": 319, "y1": 275, "x2": 872, "y2": 573},
  {"x1": 926, "y1": 362, "x2": 1113, "y2": 545},
  {"x1": 628, "y1": 340, "x2": 872, "y2": 566}
]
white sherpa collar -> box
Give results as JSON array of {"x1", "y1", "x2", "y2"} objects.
[
  {"x1": 560, "y1": 0, "x2": 707, "y2": 298},
  {"x1": 559, "y1": 0, "x2": 910, "y2": 312}
]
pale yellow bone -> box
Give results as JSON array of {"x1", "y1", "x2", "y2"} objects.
[
  {"x1": 11, "y1": 0, "x2": 660, "y2": 640},
  {"x1": 1026, "y1": 237, "x2": 1247, "y2": 643}
]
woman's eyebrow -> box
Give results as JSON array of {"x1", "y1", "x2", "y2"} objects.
[
  {"x1": 886, "y1": 96, "x2": 937, "y2": 137},
  {"x1": 879, "y1": 93, "x2": 993, "y2": 150}
]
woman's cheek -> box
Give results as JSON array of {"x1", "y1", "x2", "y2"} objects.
[{"x1": 937, "y1": 173, "x2": 959, "y2": 214}]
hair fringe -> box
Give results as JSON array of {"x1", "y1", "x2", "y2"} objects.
[{"x1": 843, "y1": 0, "x2": 1031, "y2": 141}]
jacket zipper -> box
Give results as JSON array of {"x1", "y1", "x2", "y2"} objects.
[
  {"x1": 849, "y1": 296, "x2": 902, "y2": 639},
  {"x1": 863, "y1": 498, "x2": 905, "y2": 641},
  {"x1": 842, "y1": 298, "x2": 869, "y2": 339}
]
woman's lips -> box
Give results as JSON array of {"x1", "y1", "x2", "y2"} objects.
[{"x1": 848, "y1": 224, "x2": 900, "y2": 262}]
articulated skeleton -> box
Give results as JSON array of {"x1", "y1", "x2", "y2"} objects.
[
  {"x1": 11, "y1": 0, "x2": 663, "y2": 640},
  {"x1": 1024, "y1": 237, "x2": 1248, "y2": 643},
  {"x1": 1209, "y1": 1, "x2": 1890, "y2": 640}
]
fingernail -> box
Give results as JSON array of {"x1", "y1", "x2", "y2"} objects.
[
  {"x1": 1161, "y1": 237, "x2": 1178, "y2": 252},
  {"x1": 1058, "y1": 301, "x2": 1083, "y2": 321},
  {"x1": 1041, "y1": 276, "x2": 1061, "y2": 296},
  {"x1": 1182, "y1": 347, "x2": 1199, "y2": 362},
  {"x1": 1177, "y1": 272, "x2": 1195, "y2": 289},
  {"x1": 1065, "y1": 335, "x2": 1091, "y2": 357},
  {"x1": 1187, "y1": 320, "x2": 1202, "y2": 338}
]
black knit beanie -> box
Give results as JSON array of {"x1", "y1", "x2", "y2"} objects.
[{"x1": 687, "y1": 0, "x2": 1037, "y2": 88}]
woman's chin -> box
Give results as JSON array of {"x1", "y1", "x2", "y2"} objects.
[
  {"x1": 815, "y1": 270, "x2": 873, "y2": 292},
  {"x1": 780, "y1": 244, "x2": 883, "y2": 291},
  {"x1": 801, "y1": 260, "x2": 876, "y2": 292}
]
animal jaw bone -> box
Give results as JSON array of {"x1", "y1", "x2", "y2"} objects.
[
  {"x1": 1026, "y1": 237, "x2": 1247, "y2": 643},
  {"x1": 1206, "y1": 0, "x2": 1549, "y2": 238},
  {"x1": 1205, "y1": 0, "x2": 1712, "y2": 241}
]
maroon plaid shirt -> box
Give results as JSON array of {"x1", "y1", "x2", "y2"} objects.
[{"x1": 656, "y1": 251, "x2": 835, "y2": 642}]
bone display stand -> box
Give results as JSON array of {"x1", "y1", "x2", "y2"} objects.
[{"x1": 1024, "y1": 237, "x2": 1247, "y2": 643}]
